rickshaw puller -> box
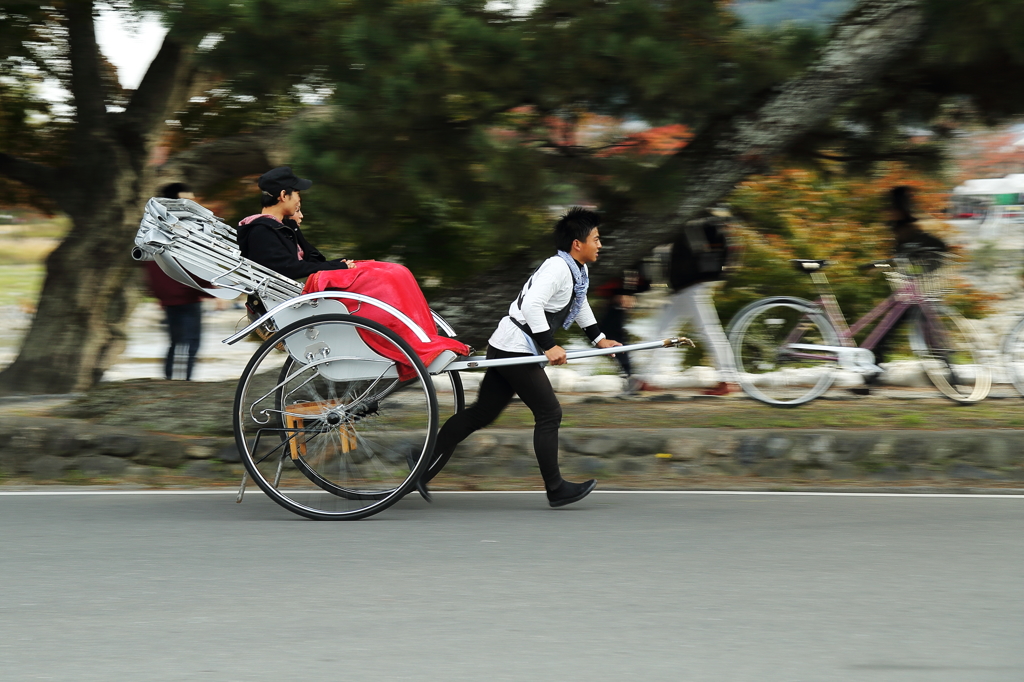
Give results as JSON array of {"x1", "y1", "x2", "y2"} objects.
[{"x1": 430, "y1": 208, "x2": 622, "y2": 507}]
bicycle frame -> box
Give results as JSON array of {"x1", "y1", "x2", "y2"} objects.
[
  {"x1": 784, "y1": 270, "x2": 927, "y2": 367},
  {"x1": 731, "y1": 254, "x2": 989, "y2": 406}
]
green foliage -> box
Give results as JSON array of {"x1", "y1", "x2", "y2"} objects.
[
  {"x1": 781, "y1": 0, "x2": 1024, "y2": 172},
  {"x1": 271, "y1": 1, "x2": 823, "y2": 280}
]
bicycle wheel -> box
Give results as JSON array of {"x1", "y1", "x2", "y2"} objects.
[
  {"x1": 234, "y1": 314, "x2": 439, "y2": 520},
  {"x1": 729, "y1": 298, "x2": 840, "y2": 406},
  {"x1": 1000, "y1": 314, "x2": 1024, "y2": 397},
  {"x1": 910, "y1": 305, "x2": 991, "y2": 403}
]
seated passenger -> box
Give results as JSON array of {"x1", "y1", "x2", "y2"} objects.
[
  {"x1": 239, "y1": 165, "x2": 469, "y2": 372},
  {"x1": 237, "y1": 166, "x2": 355, "y2": 280}
]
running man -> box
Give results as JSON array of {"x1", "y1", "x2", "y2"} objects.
[{"x1": 429, "y1": 208, "x2": 622, "y2": 507}]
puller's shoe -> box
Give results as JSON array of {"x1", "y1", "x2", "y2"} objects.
[{"x1": 547, "y1": 479, "x2": 597, "y2": 508}]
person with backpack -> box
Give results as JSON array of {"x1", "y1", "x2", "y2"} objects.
[{"x1": 648, "y1": 210, "x2": 739, "y2": 396}]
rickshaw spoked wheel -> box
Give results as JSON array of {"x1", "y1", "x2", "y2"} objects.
[{"x1": 233, "y1": 313, "x2": 439, "y2": 520}]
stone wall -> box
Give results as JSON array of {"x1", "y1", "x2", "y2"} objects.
[
  {"x1": 2, "y1": 416, "x2": 1022, "y2": 484},
  {"x1": 449, "y1": 428, "x2": 1024, "y2": 482},
  {"x1": 0, "y1": 417, "x2": 238, "y2": 481}
]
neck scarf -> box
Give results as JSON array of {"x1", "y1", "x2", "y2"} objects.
[{"x1": 556, "y1": 250, "x2": 588, "y2": 329}]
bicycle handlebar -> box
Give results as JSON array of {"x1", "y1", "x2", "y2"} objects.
[{"x1": 858, "y1": 259, "x2": 893, "y2": 272}]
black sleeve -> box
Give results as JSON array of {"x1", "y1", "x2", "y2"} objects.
[
  {"x1": 246, "y1": 224, "x2": 348, "y2": 280},
  {"x1": 531, "y1": 329, "x2": 557, "y2": 351},
  {"x1": 582, "y1": 324, "x2": 603, "y2": 343}
]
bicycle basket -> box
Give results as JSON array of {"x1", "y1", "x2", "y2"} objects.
[{"x1": 885, "y1": 252, "x2": 961, "y2": 299}]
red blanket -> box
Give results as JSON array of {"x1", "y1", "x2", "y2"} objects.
[{"x1": 302, "y1": 262, "x2": 468, "y2": 380}]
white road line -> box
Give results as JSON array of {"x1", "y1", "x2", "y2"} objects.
[{"x1": 0, "y1": 489, "x2": 1022, "y2": 499}]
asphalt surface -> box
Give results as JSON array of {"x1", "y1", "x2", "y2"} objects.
[{"x1": 1, "y1": 490, "x2": 1022, "y2": 681}]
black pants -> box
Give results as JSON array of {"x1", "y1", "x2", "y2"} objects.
[
  {"x1": 599, "y1": 306, "x2": 631, "y2": 375},
  {"x1": 433, "y1": 347, "x2": 563, "y2": 490},
  {"x1": 164, "y1": 302, "x2": 202, "y2": 380}
]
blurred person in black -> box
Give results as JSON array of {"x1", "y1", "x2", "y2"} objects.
[
  {"x1": 144, "y1": 182, "x2": 209, "y2": 380},
  {"x1": 890, "y1": 185, "x2": 947, "y2": 258},
  {"x1": 593, "y1": 268, "x2": 650, "y2": 392},
  {"x1": 852, "y1": 185, "x2": 949, "y2": 395}
]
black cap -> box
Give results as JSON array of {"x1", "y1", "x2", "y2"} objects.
[{"x1": 258, "y1": 166, "x2": 312, "y2": 195}]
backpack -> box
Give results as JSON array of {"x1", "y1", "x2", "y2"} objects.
[{"x1": 668, "y1": 217, "x2": 729, "y2": 291}]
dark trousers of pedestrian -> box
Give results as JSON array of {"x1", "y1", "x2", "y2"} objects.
[
  {"x1": 164, "y1": 302, "x2": 202, "y2": 380},
  {"x1": 599, "y1": 306, "x2": 631, "y2": 375},
  {"x1": 433, "y1": 346, "x2": 563, "y2": 490}
]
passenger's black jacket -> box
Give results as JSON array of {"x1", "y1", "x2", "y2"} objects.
[{"x1": 237, "y1": 215, "x2": 348, "y2": 280}]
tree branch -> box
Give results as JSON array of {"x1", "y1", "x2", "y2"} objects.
[
  {"x1": 155, "y1": 120, "x2": 296, "y2": 195},
  {"x1": 810, "y1": 148, "x2": 937, "y2": 163},
  {"x1": 64, "y1": 1, "x2": 108, "y2": 140},
  {"x1": 591, "y1": 0, "x2": 930, "y2": 276},
  {"x1": 0, "y1": 153, "x2": 58, "y2": 195},
  {"x1": 122, "y1": 25, "x2": 198, "y2": 148}
]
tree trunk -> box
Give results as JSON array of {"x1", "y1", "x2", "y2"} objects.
[
  {"x1": 0, "y1": 171, "x2": 148, "y2": 394},
  {"x1": 0, "y1": 4, "x2": 201, "y2": 395},
  {"x1": 430, "y1": 0, "x2": 926, "y2": 348}
]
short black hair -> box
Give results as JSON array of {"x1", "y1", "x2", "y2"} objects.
[
  {"x1": 160, "y1": 182, "x2": 192, "y2": 199},
  {"x1": 260, "y1": 188, "x2": 293, "y2": 207},
  {"x1": 554, "y1": 207, "x2": 600, "y2": 252}
]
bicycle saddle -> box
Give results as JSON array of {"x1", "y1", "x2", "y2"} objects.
[{"x1": 790, "y1": 259, "x2": 829, "y2": 273}]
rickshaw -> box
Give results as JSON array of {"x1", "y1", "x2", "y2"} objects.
[{"x1": 133, "y1": 198, "x2": 688, "y2": 520}]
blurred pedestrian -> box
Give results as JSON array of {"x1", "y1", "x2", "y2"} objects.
[
  {"x1": 593, "y1": 268, "x2": 650, "y2": 392},
  {"x1": 890, "y1": 185, "x2": 947, "y2": 259},
  {"x1": 143, "y1": 182, "x2": 208, "y2": 380},
  {"x1": 648, "y1": 211, "x2": 739, "y2": 395},
  {"x1": 853, "y1": 185, "x2": 949, "y2": 394}
]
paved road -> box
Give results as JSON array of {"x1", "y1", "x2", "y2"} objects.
[{"x1": 1, "y1": 491, "x2": 1022, "y2": 681}]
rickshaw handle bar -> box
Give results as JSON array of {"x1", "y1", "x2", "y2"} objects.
[{"x1": 443, "y1": 338, "x2": 693, "y2": 372}]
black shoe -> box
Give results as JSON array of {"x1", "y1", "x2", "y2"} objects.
[
  {"x1": 547, "y1": 479, "x2": 597, "y2": 508},
  {"x1": 848, "y1": 387, "x2": 870, "y2": 396}
]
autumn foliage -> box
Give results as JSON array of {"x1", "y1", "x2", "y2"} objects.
[{"x1": 717, "y1": 165, "x2": 994, "y2": 328}]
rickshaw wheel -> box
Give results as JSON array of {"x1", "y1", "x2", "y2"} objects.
[{"x1": 234, "y1": 314, "x2": 439, "y2": 520}]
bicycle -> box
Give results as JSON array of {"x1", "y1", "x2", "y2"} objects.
[{"x1": 725, "y1": 253, "x2": 991, "y2": 406}]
